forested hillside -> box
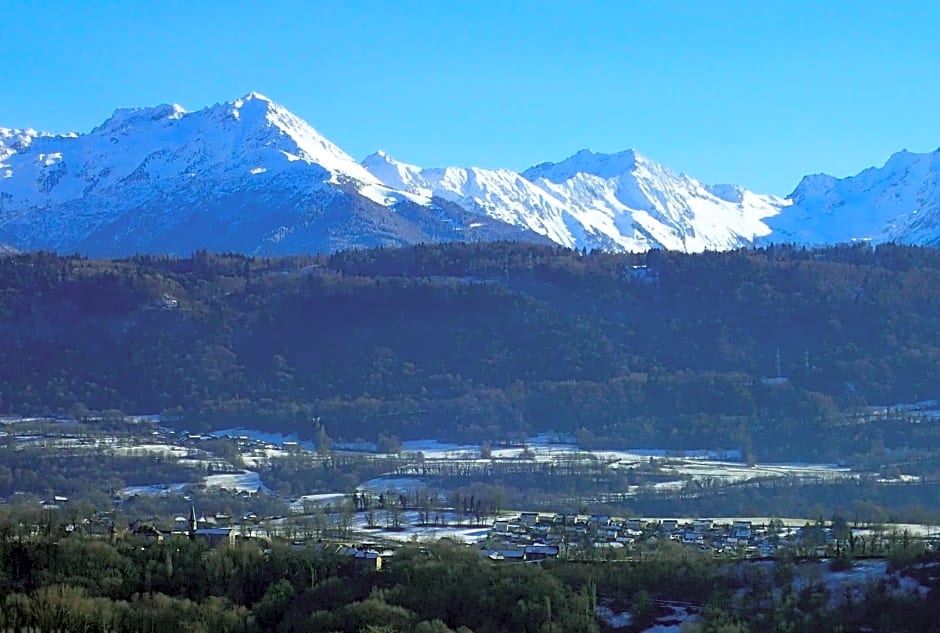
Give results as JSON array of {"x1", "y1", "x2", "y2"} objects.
[{"x1": 2, "y1": 242, "x2": 940, "y2": 459}]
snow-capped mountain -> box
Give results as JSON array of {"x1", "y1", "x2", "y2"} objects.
[
  {"x1": 362, "y1": 150, "x2": 585, "y2": 247},
  {"x1": 0, "y1": 93, "x2": 546, "y2": 255},
  {"x1": 362, "y1": 148, "x2": 789, "y2": 252},
  {"x1": 364, "y1": 145, "x2": 940, "y2": 253},
  {"x1": 3, "y1": 92, "x2": 940, "y2": 256},
  {"x1": 766, "y1": 148, "x2": 940, "y2": 246},
  {"x1": 523, "y1": 149, "x2": 788, "y2": 251}
]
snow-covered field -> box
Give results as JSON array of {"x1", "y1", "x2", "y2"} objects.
[
  {"x1": 119, "y1": 471, "x2": 270, "y2": 498},
  {"x1": 9, "y1": 420, "x2": 923, "y2": 537},
  {"x1": 209, "y1": 427, "x2": 317, "y2": 450},
  {"x1": 253, "y1": 506, "x2": 492, "y2": 544},
  {"x1": 200, "y1": 428, "x2": 864, "y2": 504},
  {"x1": 109, "y1": 443, "x2": 198, "y2": 459},
  {"x1": 348, "y1": 510, "x2": 491, "y2": 544},
  {"x1": 241, "y1": 447, "x2": 294, "y2": 468},
  {"x1": 661, "y1": 459, "x2": 853, "y2": 485},
  {"x1": 360, "y1": 436, "x2": 856, "y2": 494},
  {"x1": 289, "y1": 493, "x2": 348, "y2": 512},
  {"x1": 396, "y1": 438, "x2": 741, "y2": 463},
  {"x1": 853, "y1": 523, "x2": 940, "y2": 538},
  {"x1": 204, "y1": 470, "x2": 268, "y2": 493},
  {"x1": 358, "y1": 477, "x2": 430, "y2": 494},
  {"x1": 120, "y1": 483, "x2": 189, "y2": 498}
]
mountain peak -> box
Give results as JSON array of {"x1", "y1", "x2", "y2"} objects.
[
  {"x1": 789, "y1": 173, "x2": 837, "y2": 199},
  {"x1": 522, "y1": 147, "x2": 652, "y2": 183},
  {"x1": 229, "y1": 91, "x2": 279, "y2": 115},
  {"x1": 879, "y1": 147, "x2": 940, "y2": 178},
  {"x1": 241, "y1": 91, "x2": 272, "y2": 102},
  {"x1": 364, "y1": 149, "x2": 395, "y2": 163},
  {"x1": 768, "y1": 145, "x2": 940, "y2": 245},
  {"x1": 200, "y1": 93, "x2": 382, "y2": 186},
  {"x1": 224, "y1": 92, "x2": 282, "y2": 122},
  {"x1": 361, "y1": 150, "x2": 425, "y2": 193},
  {"x1": 2, "y1": 92, "x2": 387, "y2": 216},
  {"x1": 572, "y1": 147, "x2": 644, "y2": 161},
  {"x1": 93, "y1": 103, "x2": 187, "y2": 135}
]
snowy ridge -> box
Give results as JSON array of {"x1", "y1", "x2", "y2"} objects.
[
  {"x1": 4, "y1": 92, "x2": 940, "y2": 255},
  {"x1": 767, "y1": 148, "x2": 940, "y2": 246},
  {"x1": 364, "y1": 148, "x2": 790, "y2": 252},
  {"x1": 522, "y1": 149, "x2": 788, "y2": 252},
  {"x1": 0, "y1": 93, "x2": 473, "y2": 255},
  {"x1": 363, "y1": 151, "x2": 582, "y2": 247},
  {"x1": 0, "y1": 93, "x2": 416, "y2": 211}
]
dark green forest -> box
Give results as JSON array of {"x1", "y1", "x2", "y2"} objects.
[
  {"x1": 2, "y1": 242, "x2": 940, "y2": 460},
  {"x1": 0, "y1": 527, "x2": 598, "y2": 633}
]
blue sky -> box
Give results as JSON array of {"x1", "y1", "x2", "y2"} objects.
[{"x1": 4, "y1": 0, "x2": 940, "y2": 194}]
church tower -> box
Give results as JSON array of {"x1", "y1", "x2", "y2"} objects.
[{"x1": 189, "y1": 505, "x2": 198, "y2": 539}]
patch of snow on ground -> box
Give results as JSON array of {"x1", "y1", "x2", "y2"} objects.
[
  {"x1": 0, "y1": 416, "x2": 76, "y2": 424},
  {"x1": 289, "y1": 493, "x2": 347, "y2": 512},
  {"x1": 109, "y1": 444, "x2": 196, "y2": 458},
  {"x1": 357, "y1": 477, "x2": 429, "y2": 494},
  {"x1": 202, "y1": 429, "x2": 858, "y2": 492},
  {"x1": 877, "y1": 474, "x2": 921, "y2": 483},
  {"x1": 399, "y1": 438, "x2": 742, "y2": 463},
  {"x1": 210, "y1": 427, "x2": 316, "y2": 450},
  {"x1": 349, "y1": 510, "x2": 490, "y2": 543},
  {"x1": 400, "y1": 439, "x2": 478, "y2": 458},
  {"x1": 367, "y1": 524, "x2": 491, "y2": 544},
  {"x1": 652, "y1": 480, "x2": 687, "y2": 491},
  {"x1": 204, "y1": 470, "x2": 269, "y2": 493},
  {"x1": 854, "y1": 524, "x2": 940, "y2": 537},
  {"x1": 241, "y1": 447, "x2": 293, "y2": 468},
  {"x1": 815, "y1": 559, "x2": 888, "y2": 593},
  {"x1": 120, "y1": 483, "x2": 189, "y2": 498},
  {"x1": 595, "y1": 604, "x2": 632, "y2": 629},
  {"x1": 333, "y1": 440, "x2": 378, "y2": 452}
]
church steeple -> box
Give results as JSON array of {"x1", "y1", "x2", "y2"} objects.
[{"x1": 189, "y1": 505, "x2": 198, "y2": 537}]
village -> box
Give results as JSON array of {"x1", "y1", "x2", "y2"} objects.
[
  {"x1": 24, "y1": 497, "x2": 938, "y2": 579},
  {"x1": 3, "y1": 414, "x2": 939, "y2": 574},
  {"x1": 477, "y1": 511, "x2": 921, "y2": 561},
  {"x1": 4, "y1": 413, "x2": 940, "y2": 633}
]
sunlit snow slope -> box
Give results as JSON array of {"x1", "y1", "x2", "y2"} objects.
[
  {"x1": 766, "y1": 148, "x2": 940, "y2": 246},
  {"x1": 363, "y1": 148, "x2": 789, "y2": 252},
  {"x1": 0, "y1": 94, "x2": 543, "y2": 255}
]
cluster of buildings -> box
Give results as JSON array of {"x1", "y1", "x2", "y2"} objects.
[
  {"x1": 484, "y1": 512, "x2": 789, "y2": 558},
  {"x1": 127, "y1": 507, "x2": 238, "y2": 546},
  {"x1": 307, "y1": 542, "x2": 389, "y2": 571}
]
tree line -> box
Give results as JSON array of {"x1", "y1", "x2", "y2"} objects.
[{"x1": 2, "y1": 242, "x2": 940, "y2": 459}]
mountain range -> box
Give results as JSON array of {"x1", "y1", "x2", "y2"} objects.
[{"x1": 2, "y1": 92, "x2": 939, "y2": 256}]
